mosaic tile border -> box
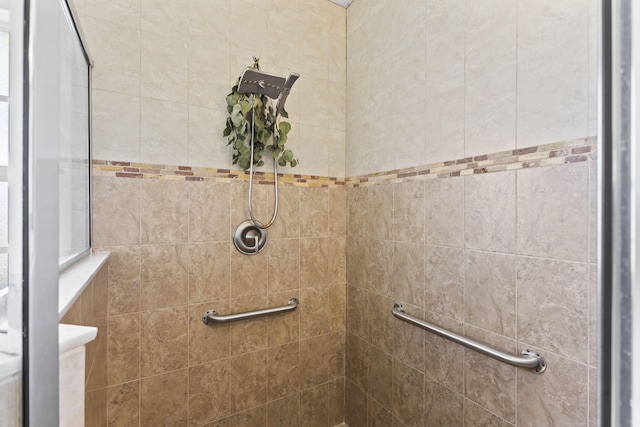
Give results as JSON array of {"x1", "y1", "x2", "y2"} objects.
[{"x1": 93, "y1": 136, "x2": 597, "y2": 188}]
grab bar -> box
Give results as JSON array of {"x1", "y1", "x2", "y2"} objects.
[
  {"x1": 202, "y1": 298, "x2": 299, "y2": 325},
  {"x1": 392, "y1": 302, "x2": 546, "y2": 374}
]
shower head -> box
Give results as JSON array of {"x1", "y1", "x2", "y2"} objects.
[
  {"x1": 237, "y1": 69, "x2": 286, "y2": 99},
  {"x1": 275, "y1": 73, "x2": 299, "y2": 115}
]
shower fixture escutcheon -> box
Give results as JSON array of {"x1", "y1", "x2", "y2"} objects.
[{"x1": 233, "y1": 220, "x2": 268, "y2": 255}]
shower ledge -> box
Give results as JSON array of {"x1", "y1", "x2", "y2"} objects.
[{"x1": 59, "y1": 251, "x2": 109, "y2": 319}]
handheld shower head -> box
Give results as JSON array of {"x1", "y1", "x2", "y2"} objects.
[
  {"x1": 237, "y1": 69, "x2": 286, "y2": 99},
  {"x1": 276, "y1": 73, "x2": 300, "y2": 115}
]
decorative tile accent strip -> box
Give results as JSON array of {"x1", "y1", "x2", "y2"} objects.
[{"x1": 93, "y1": 136, "x2": 596, "y2": 188}]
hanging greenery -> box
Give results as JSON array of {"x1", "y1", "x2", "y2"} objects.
[{"x1": 223, "y1": 58, "x2": 298, "y2": 170}]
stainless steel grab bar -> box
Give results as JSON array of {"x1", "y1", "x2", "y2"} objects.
[
  {"x1": 202, "y1": 298, "x2": 299, "y2": 325},
  {"x1": 392, "y1": 302, "x2": 546, "y2": 374}
]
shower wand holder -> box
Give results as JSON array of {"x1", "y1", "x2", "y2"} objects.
[{"x1": 233, "y1": 220, "x2": 268, "y2": 255}]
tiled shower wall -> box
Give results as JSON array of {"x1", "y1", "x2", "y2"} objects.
[{"x1": 344, "y1": 149, "x2": 597, "y2": 426}]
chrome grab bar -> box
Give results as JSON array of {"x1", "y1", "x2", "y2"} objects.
[
  {"x1": 392, "y1": 302, "x2": 547, "y2": 374},
  {"x1": 202, "y1": 298, "x2": 299, "y2": 325}
]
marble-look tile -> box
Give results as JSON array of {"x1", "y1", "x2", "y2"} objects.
[
  {"x1": 189, "y1": 360, "x2": 230, "y2": 425},
  {"x1": 82, "y1": 17, "x2": 140, "y2": 96},
  {"x1": 300, "y1": 286, "x2": 329, "y2": 339},
  {"x1": 327, "y1": 331, "x2": 346, "y2": 380},
  {"x1": 107, "y1": 381, "x2": 139, "y2": 427},
  {"x1": 300, "y1": 335, "x2": 329, "y2": 389},
  {"x1": 228, "y1": 350, "x2": 267, "y2": 413},
  {"x1": 517, "y1": 257, "x2": 589, "y2": 362},
  {"x1": 230, "y1": 247, "x2": 268, "y2": 298},
  {"x1": 464, "y1": 171, "x2": 516, "y2": 253},
  {"x1": 300, "y1": 187, "x2": 329, "y2": 237},
  {"x1": 266, "y1": 290, "x2": 300, "y2": 347},
  {"x1": 328, "y1": 282, "x2": 346, "y2": 334},
  {"x1": 393, "y1": 181, "x2": 425, "y2": 243},
  {"x1": 517, "y1": 351, "x2": 589, "y2": 427},
  {"x1": 423, "y1": 377, "x2": 463, "y2": 427},
  {"x1": 368, "y1": 184, "x2": 393, "y2": 240},
  {"x1": 102, "y1": 245, "x2": 140, "y2": 315},
  {"x1": 140, "y1": 31, "x2": 188, "y2": 104},
  {"x1": 85, "y1": 0, "x2": 140, "y2": 29},
  {"x1": 368, "y1": 397, "x2": 393, "y2": 427},
  {"x1": 139, "y1": 369, "x2": 188, "y2": 426},
  {"x1": 517, "y1": 162, "x2": 589, "y2": 262},
  {"x1": 589, "y1": 160, "x2": 598, "y2": 263},
  {"x1": 267, "y1": 238, "x2": 299, "y2": 292},
  {"x1": 346, "y1": 333, "x2": 369, "y2": 394},
  {"x1": 426, "y1": 87, "x2": 465, "y2": 165},
  {"x1": 464, "y1": 325, "x2": 517, "y2": 423},
  {"x1": 516, "y1": 0, "x2": 589, "y2": 146},
  {"x1": 425, "y1": 0, "x2": 464, "y2": 92},
  {"x1": 367, "y1": 292, "x2": 395, "y2": 355},
  {"x1": 188, "y1": 302, "x2": 230, "y2": 365},
  {"x1": 267, "y1": 394, "x2": 300, "y2": 427},
  {"x1": 367, "y1": 239, "x2": 394, "y2": 298},
  {"x1": 589, "y1": 366, "x2": 597, "y2": 427},
  {"x1": 140, "y1": 306, "x2": 188, "y2": 377},
  {"x1": 189, "y1": 0, "x2": 230, "y2": 52},
  {"x1": 91, "y1": 89, "x2": 140, "y2": 162},
  {"x1": 464, "y1": 0, "x2": 517, "y2": 157},
  {"x1": 588, "y1": 0, "x2": 598, "y2": 137},
  {"x1": 347, "y1": 237, "x2": 368, "y2": 289},
  {"x1": 92, "y1": 176, "x2": 140, "y2": 247},
  {"x1": 300, "y1": 384, "x2": 329, "y2": 427},
  {"x1": 141, "y1": 0, "x2": 188, "y2": 40},
  {"x1": 329, "y1": 378, "x2": 346, "y2": 427},
  {"x1": 85, "y1": 387, "x2": 107, "y2": 427},
  {"x1": 299, "y1": 124, "x2": 330, "y2": 177},
  {"x1": 189, "y1": 182, "x2": 230, "y2": 243},
  {"x1": 107, "y1": 313, "x2": 140, "y2": 386},
  {"x1": 229, "y1": 295, "x2": 268, "y2": 355},
  {"x1": 140, "y1": 178, "x2": 188, "y2": 245},
  {"x1": 270, "y1": 186, "x2": 300, "y2": 239},
  {"x1": 392, "y1": 360, "x2": 424, "y2": 427},
  {"x1": 424, "y1": 246, "x2": 464, "y2": 321},
  {"x1": 222, "y1": 404, "x2": 267, "y2": 427},
  {"x1": 329, "y1": 187, "x2": 347, "y2": 237},
  {"x1": 589, "y1": 264, "x2": 598, "y2": 367},
  {"x1": 188, "y1": 44, "x2": 229, "y2": 110},
  {"x1": 464, "y1": 251, "x2": 516, "y2": 338},
  {"x1": 329, "y1": 237, "x2": 347, "y2": 285},
  {"x1": 345, "y1": 380, "x2": 367, "y2": 427},
  {"x1": 422, "y1": 312, "x2": 464, "y2": 394},
  {"x1": 347, "y1": 285, "x2": 369, "y2": 340},
  {"x1": 188, "y1": 106, "x2": 232, "y2": 169},
  {"x1": 140, "y1": 244, "x2": 188, "y2": 310},
  {"x1": 368, "y1": 346, "x2": 392, "y2": 410},
  {"x1": 424, "y1": 176, "x2": 464, "y2": 248},
  {"x1": 189, "y1": 242, "x2": 230, "y2": 304},
  {"x1": 393, "y1": 242, "x2": 425, "y2": 307},
  {"x1": 393, "y1": 302, "x2": 425, "y2": 373},
  {"x1": 463, "y1": 399, "x2": 513, "y2": 427},
  {"x1": 140, "y1": 97, "x2": 189, "y2": 165},
  {"x1": 267, "y1": 342, "x2": 300, "y2": 401},
  {"x1": 300, "y1": 238, "x2": 330, "y2": 288},
  {"x1": 393, "y1": 101, "x2": 427, "y2": 170},
  {"x1": 347, "y1": 187, "x2": 368, "y2": 238}
]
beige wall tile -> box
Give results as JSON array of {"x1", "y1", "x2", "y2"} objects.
[
  {"x1": 393, "y1": 302, "x2": 425, "y2": 373},
  {"x1": 188, "y1": 105, "x2": 232, "y2": 169},
  {"x1": 270, "y1": 186, "x2": 300, "y2": 239},
  {"x1": 464, "y1": 251, "x2": 516, "y2": 338},
  {"x1": 422, "y1": 312, "x2": 464, "y2": 394},
  {"x1": 425, "y1": 246, "x2": 464, "y2": 321},
  {"x1": 347, "y1": 187, "x2": 368, "y2": 238},
  {"x1": 328, "y1": 331, "x2": 346, "y2": 380},
  {"x1": 392, "y1": 360, "x2": 424, "y2": 427},
  {"x1": 140, "y1": 178, "x2": 189, "y2": 244},
  {"x1": 345, "y1": 379, "x2": 367, "y2": 427},
  {"x1": 367, "y1": 184, "x2": 393, "y2": 240},
  {"x1": 589, "y1": 264, "x2": 598, "y2": 367},
  {"x1": 189, "y1": 0, "x2": 230, "y2": 50},
  {"x1": 300, "y1": 286, "x2": 330, "y2": 339},
  {"x1": 189, "y1": 242, "x2": 230, "y2": 304},
  {"x1": 300, "y1": 384, "x2": 329, "y2": 427},
  {"x1": 368, "y1": 346, "x2": 392, "y2": 410},
  {"x1": 92, "y1": 176, "x2": 140, "y2": 247},
  {"x1": 85, "y1": 388, "x2": 107, "y2": 427},
  {"x1": 229, "y1": 295, "x2": 268, "y2": 355},
  {"x1": 140, "y1": 97, "x2": 189, "y2": 165},
  {"x1": 266, "y1": 290, "x2": 300, "y2": 347},
  {"x1": 346, "y1": 333, "x2": 369, "y2": 393},
  {"x1": 140, "y1": 31, "x2": 188, "y2": 104},
  {"x1": 107, "y1": 313, "x2": 140, "y2": 386},
  {"x1": 329, "y1": 378, "x2": 346, "y2": 426},
  {"x1": 267, "y1": 342, "x2": 300, "y2": 401},
  {"x1": 393, "y1": 181, "x2": 425, "y2": 243},
  {"x1": 425, "y1": 87, "x2": 465, "y2": 165},
  {"x1": 188, "y1": 44, "x2": 230, "y2": 110},
  {"x1": 589, "y1": 366, "x2": 597, "y2": 427},
  {"x1": 517, "y1": 162, "x2": 589, "y2": 262},
  {"x1": 267, "y1": 394, "x2": 300, "y2": 427},
  {"x1": 367, "y1": 292, "x2": 394, "y2": 355},
  {"x1": 85, "y1": 0, "x2": 140, "y2": 30},
  {"x1": 189, "y1": 301, "x2": 230, "y2": 365},
  {"x1": 367, "y1": 239, "x2": 394, "y2": 298},
  {"x1": 517, "y1": 257, "x2": 589, "y2": 362},
  {"x1": 463, "y1": 399, "x2": 513, "y2": 426},
  {"x1": 140, "y1": 244, "x2": 188, "y2": 310},
  {"x1": 517, "y1": 351, "x2": 589, "y2": 426},
  {"x1": 268, "y1": 238, "x2": 300, "y2": 292},
  {"x1": 300, "y1": 335, "x2": 329, "y2": 389},
  {"x1": 424, "y1": 176, "x2": 464, "y2": 248},
  {"x1": 393, "y1": 242, "x2": 425, "y2": 307},
  {"x1": 188, "y1": 181, "x2": 231, "y2": 243},
  {"x1": 300, "y1": 238, "x2": 330, "y2": 288},
  {"x1": 83, "y1": 17, "x2": 140, "y2": 96},
  {"x1": 139, "y1": 369, "x2": 188, "y2": 426},
  {"x1": 91, "y1": 89, "x2": 140, "y2": 162},
  {"x1": 141, "y1": 0, "x2": 188, "y2": 40},
  {"x1": 140, "y1": 306, "x2": 188, "y2": 377},
  {"x1": 189, "y1": 360, "x2": 230, "y2": 424},
  {"x1": 222, "y1": 404, "x2": 267, "y2": 427},
  {"x1": 229, "y1": 350, "x2": 268, "y2": 413},
  {"x1": 423, "y1": 377, "x2": 463, "y2": 427},
  {"x1": 107, "y1": 381, "x2": 139, "y2": 427},
  {"x1": 347, "y1": 285, "x2": 369, "y2": 340},
  {"x1": 465, "y1": 171, "x2": 516, "y2": 253},
  {"x1": 300, "y1": 187, "x2": 329, "y2": 237},
  {"x1": 516, "y1": 0, "x2": 589, "y2": 147},
  {"x1": 328, "y1": 282, "x2": 347, "y2": 334},
  {"x1": 589, "y1": 160, "x2": 598, "y2": 263},
  {"x1": 347, "y1": 237, "x2": 368, "y2": 288},
  {"x1": 369, "y1": 397, "x2": 393, "y2": 427}
]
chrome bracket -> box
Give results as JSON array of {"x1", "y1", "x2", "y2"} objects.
[{"x1": 522, "y1": 349, "x2": 547, "y2": 374}]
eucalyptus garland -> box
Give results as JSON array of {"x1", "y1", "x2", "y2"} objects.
[{"x1": 223, "y1": 59, "x2": 298, "y2": 170}]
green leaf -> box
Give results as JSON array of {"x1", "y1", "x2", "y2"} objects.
[
  {"x1": 271, "y1": 147, "x2": 282, "y2": 159},
  {"x1": 279, "y1": 121, "x2": 291, "y2": 135},
  {"x1": 290, "y1": 159, "x2": 298, "y2": 167},
  {"x1": 283, "y1": 150, "x2": 294, "y2": 162},
  {"x1": 240, "y1": 100, "x2": 252, "y2": 115},
  {"x1": 231, "y1": 103, "x2": 242, "y2": 116},
  {"x1": 234, "y1": 140, "x2": 244, "y2": 150},
  {"x1": 231, "y1": 113, "x2": 243, "y2": 127},
  {"x1": 223, "y1": 126, "x2": 231, "y2": 137},
  {"x1": 277, "y1": 133, "x2": 287, "y2": 146},
  {"x1": 278, "y1": 157, "x2": 286, "y2": 167},
  {"x1": 257, "y1": 160, "x2": 264, "y2": 166},
  {"x1": 226, "y1": 95, "x2": 236, "y2": 107}
]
